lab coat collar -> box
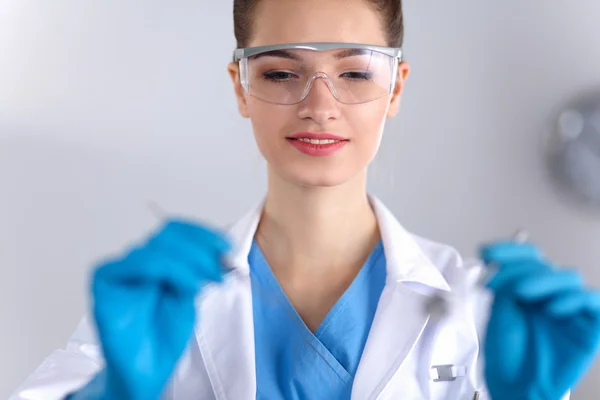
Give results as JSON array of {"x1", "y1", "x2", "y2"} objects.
[
  {"x1": 223, "y1": 194, "x2": 451, "y2": 292},
  {"x1": 198, "y1": 194, "x2": 452, "y2": 400}
]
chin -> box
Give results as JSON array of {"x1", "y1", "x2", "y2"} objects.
[{"x1": 283, "y1": 168, "x2": 359, "y2": 188}]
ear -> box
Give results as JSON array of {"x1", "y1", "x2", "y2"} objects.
[
  {"x1": 386, "y1": 62, "x2": 411, "y2": 118},
  {"x1": 227, "y1": 62, "x2": 250, "y2": 118}
]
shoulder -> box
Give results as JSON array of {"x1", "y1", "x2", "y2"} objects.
[
  {"x1": 410, "y1": 234, "x2": 467, "y2": 272},
  {"x1": 370, "y1": 195, "x2": 482, "y2": 289},
  {"x1": 410, "y1": 233, "x2": 486, "y2": 288},
  {"x1": 409, "y1": 233, "x2": 493, "y2": 328}
]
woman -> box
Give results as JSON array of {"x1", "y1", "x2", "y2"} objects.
[{"x1": 12, "y1": 0, "x2": 600, "y2": 399}]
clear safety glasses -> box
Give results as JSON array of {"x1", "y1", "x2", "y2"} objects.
[{"x1": 233, "y1": 42, "x2": 403, "y2": 105}]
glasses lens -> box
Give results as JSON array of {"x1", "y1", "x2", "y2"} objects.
[{"x1": 241, "y1": 48, "x2": 395, "y2": 104}]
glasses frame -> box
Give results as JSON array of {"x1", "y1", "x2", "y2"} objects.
[
  {"x1": 233, "y1": 42, "x2": 403, "y2": 62},
  {"x1": 232, "y1": 42, "x2": 403, "y2": 105}
]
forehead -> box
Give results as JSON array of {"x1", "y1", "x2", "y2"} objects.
[{"x1": 248, "y1": 0, "x2": 387, "y2": 48}]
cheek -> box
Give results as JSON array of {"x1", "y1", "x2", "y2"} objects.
[
  {"x1": 345, "y1": 102, "x2": 388, "y2": 154},
  {"x1": 246, "y1": 100, "x2": 291, "y2": 153}
]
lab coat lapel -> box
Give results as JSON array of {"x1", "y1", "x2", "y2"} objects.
[
  {"x1": 351, "y1": 283, "x2": 431, "y2": 399},
  {"x1": 351, "y1": 197, "x2": 451, "y2": 400},
  {"x1": 194, "y1": 196, "x2": 450, "y2": 399},
  {"x1": 194, "y1": 202, "x2": 264, "y2": 400}
]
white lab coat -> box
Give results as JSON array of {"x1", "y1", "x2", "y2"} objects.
[{"x1": 10, "y1": 196, "x2": 570, "y2": 400}]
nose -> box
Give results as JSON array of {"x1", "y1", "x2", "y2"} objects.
[{"x1": 296, "y1": 75, "x2": 341, "y2": 124}]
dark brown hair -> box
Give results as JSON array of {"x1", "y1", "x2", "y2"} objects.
[{"x1": 233, "y1": 0, "x2": 404, "y2": 48}]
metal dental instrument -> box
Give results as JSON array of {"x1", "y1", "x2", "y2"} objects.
[
  {"x1": 146, "y1": 200, "x2": 168, "y2": 220},
  {"x1": 425, "y1": 229, "x2": 530, "y2": 321}
]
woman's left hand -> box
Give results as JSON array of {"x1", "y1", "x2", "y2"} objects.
[{"x1": 480, "y1": 241, "x2": 600, "y2": 400}]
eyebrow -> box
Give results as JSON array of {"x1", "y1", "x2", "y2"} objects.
[
  {"x1": 333, "y1": 48, "x2": 371, "y2": 60},
  {"x1": 250, "y1": 48, "x2": 372, "y2": 61},
  {"x1": 251, "y1": 50, "x2": 303, "y2": 61}
]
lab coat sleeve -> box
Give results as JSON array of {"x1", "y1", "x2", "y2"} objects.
[{"x1": 9, "y1": 314, "x2": 103, "y2": 400}]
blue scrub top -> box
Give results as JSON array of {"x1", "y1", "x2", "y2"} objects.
[{"x1": 249, "y1": 240, "x2": 387, "y2": 400}]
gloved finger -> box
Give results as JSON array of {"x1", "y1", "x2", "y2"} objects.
[
  {"x1": 148, "y1": 233, "x2": 226, "y2": 283},
  {"x1": 544, "y1": 289, "x2": 600, "y2": 318},
  {"x1": 567, "y1": 313, "x2": 600, "y2": 352},
  {"x1": 485, "y1": 294, "x2": 529, "y2": 384},
  {"x1": 479, "y1": 242, "x2": 543, "y2": 266},
  {"x1": 93, "y1": 247, "x2": 203, "y2": 297},
  {"x1": 149, "y1": 220, "x2": 232, "y2": 282},
  {"x1": 91, "y1": 280, "x2": 157, "y2": 328},
  {"x1": 158, "y1": 294, "x2": 197, "y2": 350},
  {"x1": 512, "y1": 269, "x2": 584, "y2": 303},
  {"x1": 156, "y1": 219, "x2": 232, "y2": 253},
  {"x1": 486, "y1": 259, "x2": 550, "y2": 292}
]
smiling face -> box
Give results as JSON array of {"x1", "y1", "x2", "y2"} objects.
[{"x1": 228, "y1": 0, "x2": 410, "y2": 188}]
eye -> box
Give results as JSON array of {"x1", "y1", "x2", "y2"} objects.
[
  {"x1": 263, "y1": 71, "x2": 298, "y2": 82},
  {"x1": 341, "y1": 71, "x2": 374, "y2": 81}
]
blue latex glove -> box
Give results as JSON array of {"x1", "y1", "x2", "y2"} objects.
[
  {"x1": 481, "y1": 241, "x2": 600, "y2": 400},
  {"x1": 67, "y1": 219, "x2": 231, "y2": 400}
]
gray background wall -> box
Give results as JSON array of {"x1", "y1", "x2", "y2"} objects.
[{"x1": 1, "y1": 0, "x2": 600, "y2": 398}]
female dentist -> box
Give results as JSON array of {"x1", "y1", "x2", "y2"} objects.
[{"x1": 11, "y1": 0, "x2": 600, "y2": 399}]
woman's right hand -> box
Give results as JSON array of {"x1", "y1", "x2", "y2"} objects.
[{"x1": 88, "y1": 219, "x2": 231, "y2": 400}]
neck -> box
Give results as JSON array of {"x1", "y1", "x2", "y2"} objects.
[{"x1": 256, "y1": 169, "x2": 380, "y2": 278}]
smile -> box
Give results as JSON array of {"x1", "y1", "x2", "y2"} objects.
[{"x1": 291, "y1": 138, "x2": 342, "y2": 145}]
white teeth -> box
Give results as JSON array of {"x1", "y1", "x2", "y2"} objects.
[{"x1": 297, "y1": 138, "x2": 339, "y2": 144}]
